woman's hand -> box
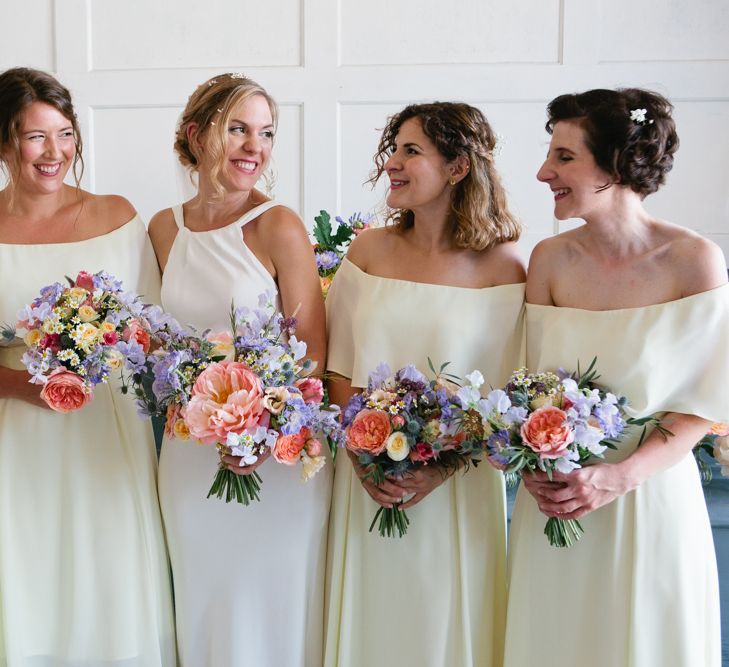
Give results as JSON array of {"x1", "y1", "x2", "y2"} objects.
[
  {"x1": 0, "y1": 367, "x2": 51, "y2": 409},
  {"x1": 221, "y1": 448, "x2": 271, "y2": 476},
  {"x1": 397, "y1": 465, "x2": 454, "y2": 510},
  {"x1": 348, "y1": 449, "x2": 408, "y2": 508},
  {"x1": 521, "y1": 464, "x2": 628, "y2": 520}
]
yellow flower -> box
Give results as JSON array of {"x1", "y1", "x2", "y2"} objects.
[
  {"x1": 105, "y1": 348, "x2": 124, "y2": 370},
  {"x1": 100, "y1": 321, "x2": 117, "y2": 334},
  {"x1": 67, "y1": 287, "x2": 89, "y2": 303},
  {"x1": 42, "y1": 317, "x2": 63, "y2": 334},
  {"x1": 72, "y1": 322, "x2": 102, "y2": 351},
  {"x1": 23, "y1": 329, "x2": 43, "y2": 347},
  {"x1": 300, "y1": 452, "x2": 326, "y2": 481},
  {"x1": 78, "y1": 305, "x2": 100, "y2": 323},
  {"x1": 385, "y1": 431, "x2": 410, "y2": 461},
  {"x1": 173, "y1": 419, "x2": 191, "y2": 441}
]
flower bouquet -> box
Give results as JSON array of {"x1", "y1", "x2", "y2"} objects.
[
  {"x1": 311, "y1": 210, "x2": 371, "y2": 296},
  {"x1": 15, "y1": 270, "x2": 154, "y2": 412},
  {"x1": 342, "y1": 361, "x2": 495, "y2": 538},
  {"x1": 148, "y1": 292, "x2": 341, "y2": 504},
  {"x1": 483, "y1": 359, "x2": 663, "y2": 548},
  {"x1": 693, "y1": 422, "x2": 729, "y2": 484}
]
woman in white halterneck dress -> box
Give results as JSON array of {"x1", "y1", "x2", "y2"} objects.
[{"x1": 150, "y1": 73, "x2": 330, "y2": 666}]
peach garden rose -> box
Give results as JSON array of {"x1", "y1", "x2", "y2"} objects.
[
  {"x1": 40, "y1": 368, "x2": 93, "y2": 413},
  {"x1": 520, "y1": 405, "x2": 575, "y2": 459},
  {"x1": 346, "y1": 409, "x2": 392, "y2": 455}
]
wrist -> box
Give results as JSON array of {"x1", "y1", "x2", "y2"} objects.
[{"x1": 612, "y1": 458, "x2": 644, "y2": 495}]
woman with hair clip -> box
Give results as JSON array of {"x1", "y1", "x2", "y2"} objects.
[
  {"x1": 504, "y1": 88, "x2": 727, "y2": 666},
  {"x1": 0, "y1": 67, "x2": 175, "y2": 665},
  {"x1": 324, "y1": 102, "x2": 525, "y2": 667},
  {"x1": 149, "y1": 73, "x2": 329, "y2": 666}
]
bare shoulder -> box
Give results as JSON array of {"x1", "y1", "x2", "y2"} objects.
[
  {"x1": 346, "y1": 226, "x2": 393, "y2": 270},
  {"x1": 257, "y1": 204, "x2": 310, "y2": 247},
  {"x1": 666, "y1": 226, "x2": 727, "y2": 295},
  {"x1": 524, "y1": 235, "x2": 573, "y2": 305},
  {"x1": 147, "y1": 207, "x2": 179, "y2": 271},
  {"x1": 82, "y1": 193, "x2": 137, "y2": 232},
  {"x1": 479, "y1": 241, "x2": 526, "y2": 284}
]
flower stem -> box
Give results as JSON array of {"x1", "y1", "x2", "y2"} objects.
[
  {"x1": 544, "y1": 517, "x2": 584, "y2": 548},
  {"x1": 369, "y1": 503, "x2": 410, "y2": 538},
  {"x1": 207, "y1": 467, "x2": 262, "y2": 505}
]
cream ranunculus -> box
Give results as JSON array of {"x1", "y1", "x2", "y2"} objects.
[
  {"x1": 386, "y1": 431, "x2": 410, "y2": 461},
  {"x1": 72, "y1": 322, "x2": 102, "y2": 352},
  {"x1": 369, "y1": 389, "x2": 399, "y2": 408},
  {"x1": 529, "y1": 394, "x2": 554, "y2": 410},
  {"x1": 300, "y1": 452, "x2": 327, "y2": 481},
  {"x1": 263, "y1": 386, "x2": 290, "y2": 415},
  {"x1": 105, "y1": 348, "x2": 124, "y2": 370},
  {"x1": 23, "y1": 329, "x2": 42, "y2": 347},
  {"x1": 78, "y1": 305, "x2": 100, "y2": 323}
]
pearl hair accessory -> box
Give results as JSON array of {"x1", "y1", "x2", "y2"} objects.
[{"x1": 629, "y1": 108, "x2": 654, "y2": 125}]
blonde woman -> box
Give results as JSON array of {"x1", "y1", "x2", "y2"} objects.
[
  {"x1": 324, "y1": 102, "x2": 525, "y2": 667},
  {"x1": 149, "y1": 73, "x2": 329, "y2": 666}
]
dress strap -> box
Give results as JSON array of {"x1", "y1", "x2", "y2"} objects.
[
  {"x1": 171, "y1": 204, "x2": 185, "y2": 230},
  {"x1": 238, "y1": 200, "x2": 281, "y2": 227}
]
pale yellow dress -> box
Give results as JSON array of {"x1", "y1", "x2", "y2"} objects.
[
  {"x1": 0, "y1": 217, "x2": 176, "y2": 667},
  {"x1": 324, "y1": 258, "x2": 525, "y2": 667},
  {"x1": 504, "y1": 285, "x2": 729, "y2": 667}
]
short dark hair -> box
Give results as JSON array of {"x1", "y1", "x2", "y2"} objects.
[{"x1": 546, "y1": 88, "x2": 678, "y2": 197}]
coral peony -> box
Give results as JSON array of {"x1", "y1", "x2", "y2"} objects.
[
  {"x1": 273, "y1": 427, "x2": 310, "y2": 464},
  {"x1": 184, "y1": 361, "x2": 266, "y2": 444},
  {"x1": 520, "y1": 406, "x2": 574, "y2": 459},
  {"x1": 346, "y1": 409, "x2": 391, "y2": 455},
  {"x1": 40, "y1": 368, "x2": 92, "y2": 412},
  {"x1": 122, "y1": 319, "x2": 151, "y2": 353}
]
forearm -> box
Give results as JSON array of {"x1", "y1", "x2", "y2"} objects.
[
  {"x1": 616, "y1": 412, "x2": 711, "y2": 492},
  {"x1": 0, "y1": 366, "x2": 43, "y2": 405}
]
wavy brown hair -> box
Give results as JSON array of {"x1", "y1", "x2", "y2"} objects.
[
  {"x1": 546, "y1": 88, "x2": 678, "y2": 197},
  {"x1": 370, "y1": 102, "x2": 520, "y2": 251},
  {"x1": 0, "y1": 67, "x2": 84, "y2": 208},
  {"x1": 174, "y1": 73, "x2": 278, "y2": 201}
]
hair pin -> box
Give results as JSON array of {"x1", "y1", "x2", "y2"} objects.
[{"x1": 629, "y1": 108, "x2": 654, "y2": 125}]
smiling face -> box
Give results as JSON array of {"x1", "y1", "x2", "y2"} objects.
[
  {"x1": 10, "y1": 101, "x2": 76, "y2": 196},
  {"x1": 198, "y1": 93, "x2": 274, "y2": 194},
  {"x1": 384, "y1": 117, "x2": 455, "y2": 215},
  {"x1": 536, "y1": 120, "x2": 615, "y2": 221}
]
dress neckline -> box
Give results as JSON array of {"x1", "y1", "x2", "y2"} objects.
[
  {"x1": 527, "y1": 282, "x2": 729, "y2": 315},
  {"x1": 341, "y1": 256, "x2": 525, "y2": 292},
  {"x1": 0, "y1": 214, "x2": 142, "y2": 248},
  {"x1": 173, "y1": 200, "x2": 279, "y2": 235}
]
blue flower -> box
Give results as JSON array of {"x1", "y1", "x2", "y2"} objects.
[{"x1": 316, "y1": 250, "x2": 341, "y2": 271}]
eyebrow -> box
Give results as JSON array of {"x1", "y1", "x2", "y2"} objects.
[
  {"x1": 401, "y1": 142, "x2": 422, "y2": 150},
  {"x1": 22, "y1": 126, "x2": 74, "y2": 134},
  {"x1": 552, "y1": 146, "x2": 576, "y2": 155},
  {"x1": 229, "y1": 118, "x2": 275, "y2": 129}
]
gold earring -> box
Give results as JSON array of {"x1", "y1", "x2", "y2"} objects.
[{"x1": 449, "y1": 178, "x2": 457, "y2": 186}]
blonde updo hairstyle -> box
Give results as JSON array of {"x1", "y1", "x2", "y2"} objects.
[
  {"x1": 371, "y1": 102, "x2": 521, "y2": 251},
  {"x1": 174, "y1": 73, "x2": 278, "y2": 200}
]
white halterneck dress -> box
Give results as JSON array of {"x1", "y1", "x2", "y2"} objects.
[
  {"x1": 0, "y1": 216, "x2": 176, "y2": 666},
  {"x1": 324, "y1": 258, "x2": 525, "y2": 667},
  {"x1": 158, "y1": 201, "x2": 332, "y2": 666},
  {"x1": 504, "y1": 286, "x2": 729, "y2": 667}
]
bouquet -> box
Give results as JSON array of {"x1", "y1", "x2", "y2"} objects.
[
  {"x1": 483, "y1": 360, "x2": 663, "y2": 548},
  {"x1": 694, "y1": 422, "x2": 729, "y2": 484},
  {"x1": 342, "y1": 361, "x2": 494, "y2": 538},
  {"x1": 148, "y1": 292, "x2": 341, "y2": 504},
  {"x1": 15, "y1": 270, "x2": 155, "y2": 412},
  {"x1": 311, "y1": 210, "x2": 371, "y2": 296}
]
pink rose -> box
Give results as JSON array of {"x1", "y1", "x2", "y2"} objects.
[
  {"x1": 40, "y1": 333, "x2": 62, "y2": 352},
  {"x1": 305, "y1": 437, "x2": 322, "y2": 457},
  {"x1": 164, "y1": 404, "x2": 182, "y2": 438},
  {"x1": 346, "y1": 409, "x2": 391, "y2": 455},
  {"x1": 294, "y1": 377, "x2": 324, "y2": 405},
  {"x1": 183, "y1": 361, "x2": 266, "y2": 445},
  {"x1": 273, "y1": 427, "x2": 310, "y2": 465},
  {"x1": 74, "y1": 271, "x2": 95, "y2": 291},
  {"x1": 410, "y1": 441, "x2": 435, "y2": 463},
  {"x1": 122, "y1": 319, "x2": 151, "y2": 353},
  {"x1": 391, "y1": 414, "x2": 405, "y2": 428},
  {"x1": 520, "y1": 406, "x2": 574, "y2": 459},
  {"x1": 40, "y1": 368, "x2": 92, "y2": 413},
  {"x1": 102, "y1": 331, "x2": 118, "y2": 345}
]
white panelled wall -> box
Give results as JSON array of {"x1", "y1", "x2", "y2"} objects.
[{"x1": 1, "y1": 0, "x2": 728, "y2": 263}]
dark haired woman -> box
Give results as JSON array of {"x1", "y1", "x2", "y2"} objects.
[
  {"x1": 324, "y1": 102, "x2": 525, "y2": 667},
  {"x1": 504, "y1": 88, "x2": 727, "y2": 666},
  {"x1": 149, "y1": 73, "x2": 329, "y2": 666},
  {"x1": 0, "y1": 67, "x2": 175, "y2": 665}
]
